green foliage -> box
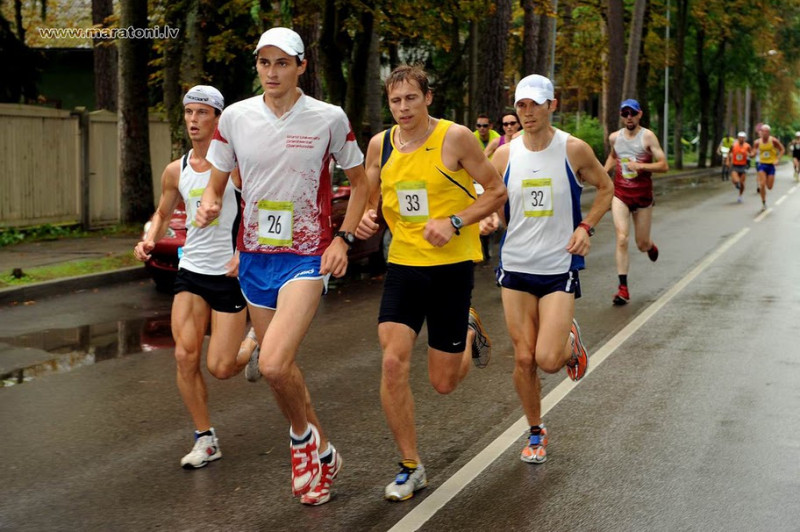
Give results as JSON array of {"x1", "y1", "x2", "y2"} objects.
[
  {"x1": 558, "y1": 113, "x2": 605, "y2": 161},
  {"x1": 0, "y1": 224, "x2": 139, "y2": 248}
]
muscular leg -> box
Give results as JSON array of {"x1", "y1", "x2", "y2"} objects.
[
  {"x1": 502, "y1": 288, "x2": 542, "y2": 427},
  {"x1": 205, "y1": 308, "x2": 248, "y2": 379},
  {"x1": 171, "y1": 291, "x2": 212, "y2": 431},
  {"x1": 611, "y1": 197, "x2": 632, "y2": 276},
  {"x1": 758, "y1": 171, "x2": 767, "y2": 204},
  {"x1": 533, "y1": 292, "x2": 576, "y2": 374},
  {"x1": 249, "y1": 280, "x2": 330, "y2": 451},
  {"x1": 632, "y1": 205, "x2": 655, "y2": 254},
  {"x1": 766, "y1": 173, "x2": 775, "y2": 191},
  {"x1": 379, "y1": 322, "x2": 420, "y2": 462}
]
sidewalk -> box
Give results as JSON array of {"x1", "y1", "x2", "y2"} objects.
[{"x1": 0, "y1": 234, "x2": 148, "y2": 305}]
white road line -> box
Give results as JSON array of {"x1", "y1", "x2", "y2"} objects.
[
  {"x1": 388, "y1": 227, "x2": 751, "y2": 532},
  {"x1": 775, "y1": 196, "x2": 787, "y2": 206}
]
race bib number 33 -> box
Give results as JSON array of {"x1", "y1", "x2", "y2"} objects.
[
  {"x1": 396, "y1": 181, "x2": 430, "y2": 222},
  {"x1": 257, "y1": 200, "x2": 293, "y2": 246},
  {"x1": 522, "y1": 178, "x2": 554, "y2": 217}
]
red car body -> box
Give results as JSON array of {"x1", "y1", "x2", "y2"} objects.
[{"x1": 144, "y1": 187, "x2": 388, "y2": 292}]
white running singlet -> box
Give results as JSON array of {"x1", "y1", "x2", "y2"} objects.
[
  {"x1": 498, "y1": 129, "x2": 585, "y2": 275},
  {"x1": 207, "y1": 91, "x2": 364, "y2": 255},
  {"x1": 178, "y1": 150, "x2": 238, "y2": 275}
]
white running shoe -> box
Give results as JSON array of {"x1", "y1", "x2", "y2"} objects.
[
  {"x1": 385, "y1": 461, "x2": 427, "y2": 501},
  {"x1": 243, "y1": 328, "x2": 261, "y2": 382},
  {"x1": 180, "y1": 428, "x2": 222, "y2": 469}
]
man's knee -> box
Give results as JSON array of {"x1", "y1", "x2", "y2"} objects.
[
  {"x1": 207, "y1": 357, "x2": 236, "y2": 380},
  {"x1": 535, "y1": 348, "x2": 563, "y2": 374},
  {"x1": 429, "y1": 370, "x2": 459, "y2": 395},
  {"x1": 174, "y1": 345, "x2": 201, "y2": 373},
  {"x1": 636, "y1": 239, "x2": 650, "y2": 252},
  {"x1": 382, "y1": 351, "x2": 410, "y2": 386}
]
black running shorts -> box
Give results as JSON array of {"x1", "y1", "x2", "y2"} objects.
[
  {"x1": 378, "y1": 261, "x2": 474, "y2": 354},
  {"x1": 173, "y1": 268, "x2": 247, "y2": 314}
]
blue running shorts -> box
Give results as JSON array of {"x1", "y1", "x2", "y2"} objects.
[{"x1": 238, "y1": 252, "x2": 329, "y2": 310}]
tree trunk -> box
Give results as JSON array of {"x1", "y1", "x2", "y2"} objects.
[
  {"x1": 604, "y1": 0, "x2": 625, "y2": 150},
  {"x1": 521, "y1": 0, "x2": 536, "y2": 74},
  {"x1": 535, "y1": 12, "x2": 552, "y2": 75},
  {"x1": 162, "y1": 0, "x2": 186, "y2": 159},
  {"x1": 695, "y1": 26, "x2": 709, "y2": 168},
  {"x1": 345, "y1": 10, "x2": 374, "y2": 146},
  {"x1": 181, "y1": 0, "x2": 204, "y2": 88},
  {"x1": 621, "y1": 0, "x2": 646, "y2": 99},
  {"x1": 118, "y1": 0, "x2": 154, "y2": 224},
  {"x1": 319, "y1": 0, "x2": 348, "y2": 106},
  {"x1": 671, "y1": 0, "x2": 688, "y2": 169},
  {"x1": 13, "y1": 0, "x2": 24, "y2": 42},
  {"x1": 296, "y1": 12, "x2": 322, "y2": 100},
  {"x1": 92, "y1": 0, "x2": 117, "y2": 111},
  {"x1": 477, "y1": 0, "x2": 512, "y2": 122},
  {"x1": 468, "y1": 21, "x2": 478, "y2": 125},
  {"x1": 366, "y1": 25, "x2": 383, "y2": 137}
]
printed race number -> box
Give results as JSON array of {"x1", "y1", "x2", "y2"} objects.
[
  {"x1": 257, "y1": 200, "x2": 293, "y2": 246},
  {"x1": 396, "y1": 181, "x2": 430, "y2": 222},
  {"x1": 522, "y1": 178, "x2": 553, "y2": 217}
]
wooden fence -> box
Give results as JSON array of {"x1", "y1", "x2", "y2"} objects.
[{"x1": 0, "y1": 104, "x2": 171, "y2": 229}]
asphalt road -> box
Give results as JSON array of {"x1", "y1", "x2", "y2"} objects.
[{"x1": 1, "y1": 166, "x2": 799, "y2": 531}]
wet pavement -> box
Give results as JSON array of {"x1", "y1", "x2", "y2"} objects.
[{"x1": 2, "y1": 165, "x2": 800, "y2": 530}]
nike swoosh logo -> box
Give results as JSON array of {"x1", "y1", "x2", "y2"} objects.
[
  {"x1": 532, "y1": 168, "x2": 541, "y2": 173},
  {"x1": 425, "y1": 147, "x2": 436, "y2": 151}
]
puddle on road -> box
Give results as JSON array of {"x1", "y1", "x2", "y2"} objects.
[{"x1": 0, "y1": 316, "x2": 174, "y2": 387}]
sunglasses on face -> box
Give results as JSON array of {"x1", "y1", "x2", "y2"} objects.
[
  {"x1": 476, "y1": 123, "x2": 490, "y2": 128},
  {"x1": 620, "y1": 110, "x2": 638, "y2": 118},
  {"x1": 503, "y1": 121, "x2": 518, "y2": 126}
]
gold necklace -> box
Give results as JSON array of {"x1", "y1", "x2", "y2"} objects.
[{"x1": 398, "y1": 118, "x2": 432, "y2": 148}]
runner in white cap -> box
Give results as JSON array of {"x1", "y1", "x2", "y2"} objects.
[
  {"x1": 134, "y1": 85, "x2": 257, "y2": 470},
  {"x1": 489, "y1": 73, "x2": 612, "y2": 464},
  {"x1": 197, "y1": 27, "x2": 369, "y2": 506}
]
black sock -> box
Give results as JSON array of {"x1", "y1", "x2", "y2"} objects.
[
  {"x1": 530, "y1": 425, "x2": 542, "y2": 436},
  {"x1": 319, "y1": 448, "x2": 333, "y2": 464},
  {"x1": 195, "y1": 429, "x2": 213, "y2": 438},
  {"x1": 619, "y1": 275, "x2": 628, "y2": 287}
]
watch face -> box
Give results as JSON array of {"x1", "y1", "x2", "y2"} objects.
[{"x1": 451, "y1": 215, "x2": 463, "y2": 229}]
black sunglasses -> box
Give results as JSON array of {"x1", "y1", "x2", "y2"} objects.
[
  {"x1": 620, "y1": 110, "x2": 638, "y2": 118},
  {"x1": 502, "y1": 121, "x2": 518, "y2": 126},
  {"x1": 476, "y1": 123, "x2": 490, "y2": 128}
]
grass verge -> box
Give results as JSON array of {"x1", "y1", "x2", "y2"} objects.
[{"x1": 0, "y1": 253, "x2": 139, "y2": 288}]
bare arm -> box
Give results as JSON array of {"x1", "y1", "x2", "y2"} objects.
[
  {"x1": 320, "y1": 161, "x2": 369, "y2": 278},
  {"x1": 603, "y1": 131, "x2": 619, "y2": 174},
  {"x1": 773, "y1": 137, "x2": 786, "y2": 159},
  {"x1": 423, "y1": 124, "x2": 507, "y2": 247},
  {"x1": 196, "y1": 165, "x2": 231, "y2": 227},
  {"x1": 483, "y1": 137, "x2": 501, "y2": 159},
  {"x1": 633, "y1": 129, "x2": 669, "y2": 173},
  {"x1": 565, "y1": 137, "x2": 614, "y2": 256},
  {"x1": 488, "y1": 143, "x2": 511, "y2": 228},
  {"x1": 134, "y1": 160, "x2": 182, "y2": 261},
  {"x1": 356, "y1": 132, "x2": 385, "y2": 240}
]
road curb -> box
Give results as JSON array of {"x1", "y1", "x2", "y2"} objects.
[{"x1": 0, "y1": 266, "x2": 150, "y2": 305}]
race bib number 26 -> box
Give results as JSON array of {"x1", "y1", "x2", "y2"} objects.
[{"x1": 257, "y1": 200, "x2": 293, "y2": 246}]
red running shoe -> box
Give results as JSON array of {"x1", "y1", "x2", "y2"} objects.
[
  {"x1": 613, "y1": 285, "x2": 630, "y2": 306},
  {"x1": 291, "y1": 424, "x2": 321, "y2": 497},
  {"x1": 301, "y1": 444, "x2": 342, "y2": 506},
  {"x1": 566, "y1": 319, "x2": 588, "y2": 382},
  {"x1": 647, "y1": 243, "x2": 659, "y2": 262}
]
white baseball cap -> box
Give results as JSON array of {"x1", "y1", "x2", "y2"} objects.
[
  {"x1": 514, "y1": 74, "x2": 555, "y2": 105},
  {"x1": 183, "y1": 85, "x2": 224, "y2": 112},
  {"x1": 254, "y1": 27, "x2": 305, "y2": 60},
  {"x1": 737, "y1": 131, "x2": 746, "y2": 137}
]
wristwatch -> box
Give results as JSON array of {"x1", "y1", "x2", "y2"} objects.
[
  {"x1": 578, "y1": 222, "x2": 595, "y2": 237},
  {"x1": 334, "y1": 231, "x2": 355, "y2": 248},
  {"x1": 449, "y1": 215, "x2": 464, "y2": 235}
]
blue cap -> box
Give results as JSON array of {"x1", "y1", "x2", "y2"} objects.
[{"x1": 620, "y1": 99, "x2": 641, "y2": 112}]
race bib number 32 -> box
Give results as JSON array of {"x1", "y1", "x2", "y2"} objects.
[
  {"x1": 522, "y1": 178, "x2": 554, "y2": 217},
  {"x1": 396, "y1": 181, "x2": 430, "y2": 222},
  {"x1": 257, "y1": 200, "x2": 293, "y2": 246}
]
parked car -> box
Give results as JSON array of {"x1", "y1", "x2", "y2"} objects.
[{"x1": 142, "y1": 188, "x2": 389, "y2": 292}]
